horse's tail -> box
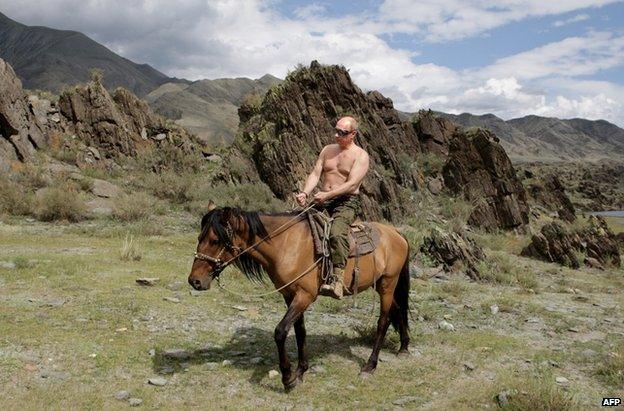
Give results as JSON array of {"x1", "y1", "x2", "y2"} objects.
[{"x1": 390, "y1": 237, "x2": 410, "y2": 332}]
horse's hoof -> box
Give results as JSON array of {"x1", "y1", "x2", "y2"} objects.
[
  {"x1": 359, "y1": 370, "x2": 374, "y2": 379},
  {"x1": 397, "y1": 350, "x2": 410, "y2": 358},
  {"x1": 284, "y1": 376, "x2": 302, "y2": 392}
]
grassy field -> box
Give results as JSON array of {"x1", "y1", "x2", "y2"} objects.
[{"x1": 1, "y1": 217, "x2": 623, "y2": 410}]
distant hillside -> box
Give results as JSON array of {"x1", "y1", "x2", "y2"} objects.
[
  {"x1": 439, "y1": 112, "x2": 624, "y2": 162},
  {"x1": 146, "y1": 75, "x2": 281, "y2": 145},
  {"x1": 0, "y1": 12, "x2": 173, "y2": 96}
]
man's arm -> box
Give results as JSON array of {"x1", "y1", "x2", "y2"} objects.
[
  {"x1": 301, "y1": 147, "x2": 326, "y2": 196},
  {"x1": 322, "y1": 151, "x2": 370, "y2": 200}
]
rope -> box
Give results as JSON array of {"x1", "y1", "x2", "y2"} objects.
[{"x1": 216, "y1": 256, "x2": 323, "y2": 298}]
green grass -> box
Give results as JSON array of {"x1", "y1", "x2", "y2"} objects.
[{"x1": 0, "y1": 217, "x2": 622, "y2": 409}]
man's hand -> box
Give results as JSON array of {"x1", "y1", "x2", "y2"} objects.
[
  {"x1": 313, "y1": 191, "x2": 330, "y2": 204},
  {"x1": 295, "y1": 192, "x2": 308, "y2": 206}
]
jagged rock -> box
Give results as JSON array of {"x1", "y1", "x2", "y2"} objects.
[
  {"x1": 526, "y1": 174, "x2": 576, "y2": 222},
  {"x1": 226, "y1": 61, "x2": 423, "y2": 220},
  {"x1": 0, "y1": 58, "x2": 45, "y2": 171},
  {"x1": 443, "y1": 128, "x2": 529, "y2": 231},
  {"x1": 521, "y1": 216, "x2": 620, "y2": 269},
  {"x1": 577, "y1": 216, "x2": 620, "y2": 267},
  {"x1": 521, "y1": 222, "x2": 580, "y2": 268},
  {"x1": 616, "y1": 232, "x2": 624, "y2": 248},
  {"x1": 58, "y1": 77, "x2": 198, "y2": 159},
  {"x1": 414, "y1": 110, "x2": 456, "y2": 156},
  {"x1": 420, "y1": 227, "x2": 485, "y2": 279}
]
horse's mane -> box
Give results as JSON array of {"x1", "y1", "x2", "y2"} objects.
[{"x1": 199, "y1": 207, "x2": 304, "y2": 283}]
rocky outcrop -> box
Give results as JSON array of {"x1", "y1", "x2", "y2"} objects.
[
  {"x1": 525, "y1": 174, "x2": 576, "y2": 222},
  {"x1": 420, "y1": 227, "x2": 485, "y2": 279},
  {"x1": 577, "y1": 216, "x2": 621, "y2": 268},
  {"x1": 521, "y1": 216, "x2": 620, "y2": 269},
  {"x1": 0, "y1": 58, "x2": 45, "y2": 171},
  {"x1": 521, "y1": 222, "x2": 580, "y2": 268},
  {"x1": 414, "y1": 110, "x2": 456, "y2": 157},
  {"x1": 58, "y1": 75, "x2": 197, "y2": 159},
  {"x1": 228, "y1": 61, "x2": 423, "y2": 220},
  {"x1": 442, "y1": 128, "x2": 530, "y2": 231}
]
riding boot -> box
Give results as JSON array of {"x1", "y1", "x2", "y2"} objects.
[{"x1": 319, "y1": 268, "x2": 349, "y2": 299}]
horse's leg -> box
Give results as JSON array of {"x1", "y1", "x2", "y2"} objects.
[
  {"x1": 293, "y1": 314, "x2": 309, "y2": 379},
  {"x1": 391, "y1": 303, "x2": 410, "y2": 356},
  {"x1": 275, "y1": 291, "x2": 312, "y2": 390},
  {"x1": 360, "y1": 280, "x2": 393, "y2": 376}
]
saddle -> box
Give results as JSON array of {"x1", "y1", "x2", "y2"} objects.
[{"x1": 306, "y1": 210, "x2": 380, "y2": 258}]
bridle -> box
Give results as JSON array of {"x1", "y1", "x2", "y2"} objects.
[{"x1": 193, "y1": 204, "x2": 315, "y2": 280}]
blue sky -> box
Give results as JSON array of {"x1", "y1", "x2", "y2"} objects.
[{"x1": 1, "y1": 0, "x2": 623, "y2": 125}]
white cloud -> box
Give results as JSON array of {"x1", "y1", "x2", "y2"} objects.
[
  {"x1": 0, "y1": 0, "x2": 623, "y2": 126},
  {"x1": 553, "y1": 13, "x2": 590, "y2": 27}
]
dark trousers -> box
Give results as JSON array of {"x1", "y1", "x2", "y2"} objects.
[{"x1": 318, "y1": 194, "x2": 362, "y2": 269}]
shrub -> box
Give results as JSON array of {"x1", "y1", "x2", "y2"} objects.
[
  {"x1": 144, "y1": 171, "x2": 194, "y2": 204},
  {"x1": 113, "y1": 192, "x2": 154, "y2": 222},
  {"x1": 35, "y1": 185, "x2": 87, "y2": 222},
  {"x1": 596, "y1": 343, "x2": 624, "y2": 387},
  {"x1": 0, "y1": 177, "x2": 34, "y2": 216},
  {"x1": 417, "y1": 152, "x2": 445, "y2": 177},
  {"x1": 120, "y1": 234, "x2": 142, "y2": 261}
]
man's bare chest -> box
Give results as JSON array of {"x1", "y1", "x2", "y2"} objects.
[{"x1": 323, "y1": 151, "x2": 357, "y2": 175}]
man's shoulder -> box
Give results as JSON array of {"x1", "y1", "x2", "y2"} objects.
[{"x1": 321, "y1": 144, "x2": 340, "y2": 153}]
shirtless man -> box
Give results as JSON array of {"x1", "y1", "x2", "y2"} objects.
[{"x1": 295, "y1": 116, "x2": 370, "y2": 299}]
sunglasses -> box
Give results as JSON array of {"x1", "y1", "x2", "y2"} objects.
[{"x1": 335, "y1": 128, "x2": 353, "y2": 137}]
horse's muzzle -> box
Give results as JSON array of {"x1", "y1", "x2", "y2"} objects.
[{"x1": 188, "y1": 275, "x2": 211, "y2": 291}]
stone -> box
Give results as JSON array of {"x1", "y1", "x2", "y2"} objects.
[
  {"x1": 555, "y1": 376, "x2": 569, "y2": 385},
  {"x1": 136, "y1": 278, "x2": 160, "y2": 286},
  {"x1": 40, "y1": 370, "x2": 71, "y2": 381},
  {"x1": 163, "y1": 297, "x2": 180, "y2": 304},
  {"x1": 521, "y1": 222, "x2": 580, "y2": 268},
  {"x1": 310, "y1": 364, "x2": 326, "y2": 374},
  {"x1": 128, "y1": 398, "x2": 143, "y2": 407},
  {"x1": 148, "y1": 349, "x2": 156, "y2": 357},
  {"x1": 392, "y1": 396, "x2": 419, "y2": 406},
  {"x1": 114, "y1": 390, "x2": 130, "y2": 400},
  {"x1": 91, "y1": 179, "x2": 121, "y2": 198},
  {"x1": 87, "y1": 146, "x2": 101, "y2": 160},
  {"x1": 189, "y1": 289, "x2": 203, "y2": 297},
  {"x1": 232, "y1": 305, "x2": 247, "y2": 311},
  {"x1": 84, "y1": 198, "x2": 114, "y2": 216},
  {"x1": 167, "y1": 281, "x2": 185, "y2": 291},
  {"x1": 163, "y1": 349, "x2": 190, "y2": 360},
  {"x1": 249, "y1": 357, "x2": 263, "y2": 364},
  {"x1": 222, "y1": 360, "x2": 232, "y2": 366},
  {"x1": 438, "y1": 320, "x2": 455, "y2": 331},
  {"x1": 426, "y1": 177, "x2": 444, "y2": 195},
  {"x1": 268, "y1": 370, "x2": 279, "y2": 379},
  {"x1": 525, "y1": 175, "x2": 576, "y2": 223},
  {"x1": 154, "y1": 133, "x2": 167, "y2": 141},
  {"x1": 495, "y1": 391, "x2": 514, "y2": 407},
  {"x1": 463, "y1": 362, "x2": 476, "y2": 371},
  {"x1": 148, "y1": 376, "x2": 167, "y2": 386},
  {"x1": 490, "y1": 305, "x2": 499, "y2": 315},
  {"x1": 0, "y1": 261, "x2": 16, "y2": 269}
]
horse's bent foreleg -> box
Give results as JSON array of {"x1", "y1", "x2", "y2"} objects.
[
  {"x1": 275, "y1": 292, "x2": 312, "y2": 390},
  {"x1": 293, "y1": 314, "x2": 309, "y2": 378},
  {"x1": 361, "y1": 285, "x2": 394, "y2": 375}
]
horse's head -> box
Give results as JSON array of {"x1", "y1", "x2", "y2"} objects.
[
  {"x1": 188, "y1": 204, "x2": 267, "y2": 290},
  {"x1": 189, "y1": 204, "x2": 240, "y2": 290}
]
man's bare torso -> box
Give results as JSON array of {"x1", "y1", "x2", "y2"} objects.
[{"x1": 320, "y1": 143, "x2": 366, "y2": 194}]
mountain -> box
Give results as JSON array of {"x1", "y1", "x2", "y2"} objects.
[
  {"x1": 146, "y1": 74, "x2": 281, "y2": 144},
  {"x1": 439, "y1": 112, "x2": 624, "y2": 162},
  {"x1": 0, "y1": 11, "x2": 172, "y2": 96}
]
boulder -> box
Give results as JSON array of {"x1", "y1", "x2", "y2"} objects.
[
  {"x1": 0, "y1": 58, "x2": 45, "y2": 170},
  {"x1": 443, "y1": 128, "x2": 529, "y2": 231},
  {"x1": 521, "y1": 222, "x2": 580, "y2": 268},
  {"x1": 420, "y1": 227, "x2": 485, "y2": 279},
  {"x1": 91, "y1": 179, "x2": 121, "y2": 198},
  {"x1": 577, "y1": 216, "x2": 620, "y2": 267}
]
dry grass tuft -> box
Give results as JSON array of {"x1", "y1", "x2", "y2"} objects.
[{"x1": 120, "y1": 234, "x2": 142, "y2": 261}]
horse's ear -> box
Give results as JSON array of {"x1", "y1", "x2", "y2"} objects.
[{"x1": 207, "y1": 201, "x2": 217, "y2": 212}]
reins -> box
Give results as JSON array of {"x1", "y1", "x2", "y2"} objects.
[{"x1": 194, "y1": 202, "x2": 318, "y2": 296}]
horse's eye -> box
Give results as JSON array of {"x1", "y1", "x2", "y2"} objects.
[{"x1": 210, "y1": 239, "x2": 219, "y2": 245}]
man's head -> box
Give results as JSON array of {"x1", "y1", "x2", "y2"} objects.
[{"x1": 334, "y1": 116, "x2": 358, "y2": 148}]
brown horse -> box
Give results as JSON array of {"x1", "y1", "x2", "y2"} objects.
[{"x1": 188, "y1": 206, "x2": 410, "y2": 390}]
